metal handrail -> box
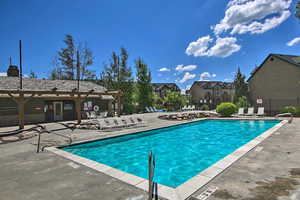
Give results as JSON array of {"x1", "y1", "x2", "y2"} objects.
[
  {"x1": 36, "y1": 125, "x2": 73, "y2": 153},
  {"x1": 148, "y1": 151, "x2": 158, "y2": 200},
  {"x1": 275, "y1": 113, "x2": 293, "y2": 123}
]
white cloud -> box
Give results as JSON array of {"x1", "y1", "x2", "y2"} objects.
[
  {"x1": 287, "y1": 37, "x2": 300, "y2": 46},
  {"x1": 158, "y1": 67, "x2": 170, "y2": 72},
  {"x1": 213, "y1": 0, "x2": 292, "y2": 35},
  {"x1": 200, "y1": 72, "x2": 217, "y2": 81},
  {"x1": 186, "y1": 35, "x2": 241, "y2": 58},
  {"x1": 0, "y1": 72, "x2": 7, "y2": 77},
  {"x1": 179, "y1": 72, "x2": 196, "y2": 83},
  {"x1": 175, "y1": 64, "x2": 197, "y2": 72}
]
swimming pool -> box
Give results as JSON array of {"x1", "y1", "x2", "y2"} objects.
[{"x1": 62, "y1": 120, "x2": 280, "y2": 188}]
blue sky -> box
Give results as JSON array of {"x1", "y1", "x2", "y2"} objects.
[{"x1": 0, "y1": 0, "x2": 299, "y2": 91}]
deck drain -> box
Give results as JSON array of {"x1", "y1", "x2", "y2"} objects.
[
  {"x1": 193, "y1": 186, "x2": 218, "y2": 200},
  {"x1": 67, "y1": 162, "x2": 80, "y2": 169},
  {"x1": 255, "y1": 146, "x2": 264, "y2": 152}
]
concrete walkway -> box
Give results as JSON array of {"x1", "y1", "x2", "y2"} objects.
[{"x1": 0, "y1": 113, "x2": 299, "y2": 200}]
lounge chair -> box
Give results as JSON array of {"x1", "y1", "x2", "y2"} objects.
[
  {"x1": 191, "y1": 105, "x2": 196, "y2": 110},
  {"x1": 98, "y1": 120, "x2": 114, "y2": 129},
  {"x1": 124, "y1": 118, "x2": 137, "y2": 126},
  {"x1": 86, "y1": 112, "x2": 91, "y2": 119},
  {"x1": 256, "y1": 107, "x2": 265, "y2": 117},
  {"x1": 237, "y1": 108, "x2": 245, "y2": 116},
  {"x1": 187, "y1": 105, "x2": 192, "y2": 111},
  {"x1": 90, "y1": 111, "x2": 97, "y2": 119},
  {"x1": 149, "y1": 107, "x2": 155, "y2": 112},
  {"x1": 145, "y1": 107, "x2": 152, "y2": 113},
  {"x1": 182, "y1": 105, "x2": 187, "y2": 111},
  {"x1": 245, "y1": 107, "x2": 254, "y2": 116},
  {"x1": 113, "y1": 118, "x2": 125, "y2": 128}
]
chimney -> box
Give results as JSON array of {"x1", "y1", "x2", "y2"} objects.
[{"x1": 7, "y1": 65, "x2": 19, "y2": 77}]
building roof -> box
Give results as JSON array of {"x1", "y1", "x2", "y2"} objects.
[
  {"x1": 248, "y1": 54, "x2": 300, "y2": 81},
  {"x1": 0, "y1": 77, "x2": 107, "y2": 93},
  {"x1": 152, "y1": 83, "x2": 180, "y2": 91},
  {"x1": 191, "y1": 81, "x2": 234, "y2": 90}
]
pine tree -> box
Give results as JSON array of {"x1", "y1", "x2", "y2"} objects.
[
  {"x1": 29, "y1": 70, "x2": 37, "y2": 78},
  {"x1": 135, "y1": 58, "x2": 153, "y2": 111},
  {"x1": 233, "y1": 67, "x2": 248, "y2": 103},
  {"x1": 100, "y1": 48, "x2": 134, "y2": 113},
  {"x1": 58, "y1": 34, "x2": 75, "y2": 80}
]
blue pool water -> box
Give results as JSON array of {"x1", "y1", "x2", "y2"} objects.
[{"x1": 62, "y1": 120, "x2": 280, "y2": 187}]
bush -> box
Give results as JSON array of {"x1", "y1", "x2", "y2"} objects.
[
  {"x1": 200, "y1": 104, "x2": 209, "y2": 111},
  {"x1": 235, "y1": 96, "x2": 249, "y2": 108},
  {"x1": 280, "y1": 106, "x2": 297, "y2": 116},
  {"x1": 216, "y1": 102, "x2": 237, "y2": 117}
]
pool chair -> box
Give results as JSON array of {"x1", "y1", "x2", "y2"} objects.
[
  {"x1": 136, "y1": 117, "x2": 146, "y2": 126},
  {"x1": 256, "y1": 107, "x2": 265, "y2": 117},
  {"x1": 245, "y1": 107, "x2": 254, "y2": 116},
  {"x1": 90, "y1": 111, "x2": 97, "y2": 119},
  {"x1": 182, "y1": 105, "x2": 187, "y2": 111},
  {"x1": 191, "y1": 105, "x2": 196, "y2": 110},
  {"x1": 187, "y1": 105, "x2": 192, "y2": 111},
  {"x1": 123, "y1": 118, "x2": 136, "y2": 126},
  {"x1": 86, "y1": 112, "x2": 91, "y2": 119},
  {"x1": 149, "y1": 107, "x2": 156, "y2": 112},
  {"x1": 112, "y1": 118, "x2": 126, "y2": 128},
  {"x1": 145, "y1": 107, "x2": 152, "y2": 113},
  {"x1": 237, "y1": 108, "x2": 245, "y2": 116},
  {"x1": 103, "y1": 119, "x2": 118, "y2": 129}
]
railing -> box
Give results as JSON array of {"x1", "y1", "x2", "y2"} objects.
[
  {"x1": 148, "y1": 151, "x2": 158, "y2": 200},
  {"x1": 36, "y1": 125, "x2": 73, "y2": 153},
  {"x1": 275, "y1": 113, "x2": 293, "y2": 124}
]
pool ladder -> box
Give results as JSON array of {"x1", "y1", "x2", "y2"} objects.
[
  {"x1": 275, "y1": 113, "x2": 293, "y2": 123},
  {"x1": 148, "y1": 151, "x2": 158, "y2": 200},
  {"x1": 36, "y1": 125, "x2": 73, "y2": 153}
]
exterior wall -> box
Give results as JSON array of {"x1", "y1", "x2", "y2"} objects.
[
  {"x1": 249, "y1": 56, "x2": 300, "y2": 114},
  {"x1": 0, "y1": 98, "x2": 45, "y2": 127},
  {"x1": 190, "y1": 84, "x2": 234, "y2": 109},
  {"x1": 0, "y1": 97, "x2": 112, "y2": 127}
]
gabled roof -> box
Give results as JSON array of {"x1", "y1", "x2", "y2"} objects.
[
  {"x1": 248, "y1": 54, "x2": 300, "y2": 81},
  {"x1": 152, "y1": 83, "x2": 180, "y2": 91},
  {"x1": 0, "y1": 77, "x2": 107, "y2": 93},
  {"x1": 191, "y1": 81, "x2": 234, "y2": 90}
]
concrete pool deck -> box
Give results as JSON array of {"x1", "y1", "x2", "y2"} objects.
[{"x1": 0, "y1": 112, "x2": 300, "y2": 200}]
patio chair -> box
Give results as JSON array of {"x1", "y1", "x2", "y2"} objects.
[
  {"x1": 98, "y1": 119, "x2": 114, "y2": 129},
  {"x1": 145, "y1": 107, "x2": 152, "y2": 113},
  {"x1": 90, "y1": 111, "x2": 97, "y2": 119},
  {"x1": 86, "y1": 112, "x2": 91, "y2": 119},
  {"x1": 152, "y1": 107, "x2": 158, "y2": 112},
  {"x1": 187, "y1": 105, "x2": 192, "y2": 111},
  {"x1": 191, "y1": 105, "x2": 196, "y2": 110},
  {"x1": 245, "y1": 107, "x2": 254, "y2": 116},
  {"x1": 149, "y1": 107, "x2": 155, "y2": 112},
  {"x1": 124, "y1": 117, "x2": 137, "y2": 126},
  {"x1": 256, "y1": 107, "x2": 265, "y2": 117},
  {"x1": 237, "y1": 108, "x2": 245, "y2": 116},
  {"x1": 182, "y1": 105, "x2": 187, "y2": 111},
  {"x1": 113, "y1": 118, "x2": 125, "y2": 128}
]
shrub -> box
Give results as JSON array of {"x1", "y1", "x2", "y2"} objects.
[
  {"x1": 216, "y1": 102, "x2": 237, "y2": 117},
  {"x1": 235, "y1": 96, "x2": 249, "y2": 108},
  {"x1": 200, "y1": 104, "x2": 209, "y2": 111},
  {"x1": 280, "y1": 106, "x2": 297, "y2": 116}
]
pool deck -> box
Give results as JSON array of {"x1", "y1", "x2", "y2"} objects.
[{"x1": 0, "y1": 112, "x2": 300, "y2": 200}]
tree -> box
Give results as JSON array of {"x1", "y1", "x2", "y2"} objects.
[
  {"x1": 296, "y1": 1, "x2": 300, "y2": 20},
  {"x1": 54, "y1": 34, "x2": 95, "y2": 80},
  {"x1": 100, "y1": 48, "x2": 134, "y2": 114},
  {"x1": 58, "y1": 34, "x2": 75, "y2": 80},
  {"x1": 233, "y1": 67, "x2": 248, "y2": 103},
  {"x1": 164, "y1": 90, "x2": 186, "y2": 111},
  {"x1": 29, "y1": 70, "x2": 37, "y2": 78},
  {"x1": 135, "y1": 58, "x2": 153, "y2": 111}
]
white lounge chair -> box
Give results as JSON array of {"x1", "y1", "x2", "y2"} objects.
[
  {"x1": 191, "y1": 105, "x2": 196, "y2": 110},
  {"x1": 237, "y1": 108, "x2": 245, "y2": 116},
  {"x1": 256, "y1": 107, "x2": 265, "y2": 117},
  {"x1": 90, "y1": 111, "x2": 97, "y2": 119},
  {"x1": 145, "y1": 107, "x2": 152, "y2": 113},
  {"x1": 246, "y1": 107, "x2": 254, "y2": 116},
  {"x1": 182, "y1": 105, "x2": 187, "y2": 111}
]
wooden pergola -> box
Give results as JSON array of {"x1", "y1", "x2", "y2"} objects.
[{"x1": 0, "y1": 89, "x2": 122, "y2": 129}]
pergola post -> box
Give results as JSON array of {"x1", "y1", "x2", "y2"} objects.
[
  {"x1": 18, "y1": 93, "x2": 25, "y2": 129},
  {"x1": 75, "y1": 95, "x2": 81, "y2": 124},
  {"x1": 117, "y1": 92, "x2": 121, "y2": 116}
]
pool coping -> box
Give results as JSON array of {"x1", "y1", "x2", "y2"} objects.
[{"x1": 46, "y1": 119, "x2": 287, "y2": 200}]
